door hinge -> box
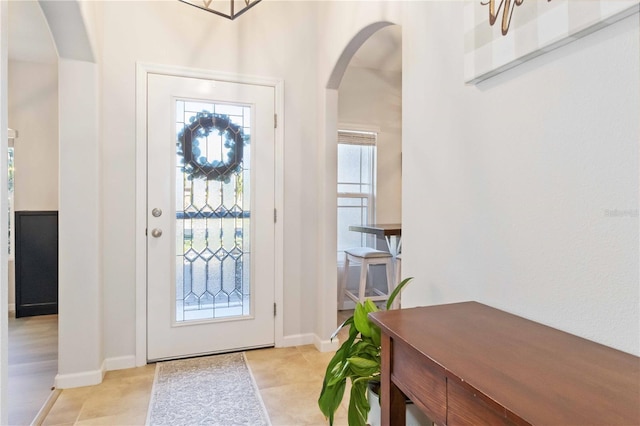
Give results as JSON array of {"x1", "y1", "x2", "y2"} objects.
[
  {"x1": 145, "y1": 228, "x2": 148, "y2": 236},
  {"x1": 274, "y1": 303, "x2": 277, "y2": 317},
  {"x1": 274, "y1": 208, "x2": 277, "y2": 223},
  {"x1": 274, "y1": 113, "x2": 278, "y2": 129}
]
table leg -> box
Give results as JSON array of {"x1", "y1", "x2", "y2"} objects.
[
  {"x1": 384, "y1": 235, "x2": 402, "y2": 257},
  {"x1": 381, "y1": 333, "x2": 406, "y2": 426}
]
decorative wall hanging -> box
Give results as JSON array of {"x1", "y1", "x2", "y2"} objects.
[
  {"x1": 177, "y1": 111, "x2": 247, "y2": 183},
  {"x1": 464, "y1": 0, "x2": 639, "y2": 83},
  {"x1": 179, "y1": 0, "x2": 261, "y2": 20}
]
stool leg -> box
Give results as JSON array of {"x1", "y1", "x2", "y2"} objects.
[
  {"x1": 394, "y1": 258, "x2": 402, "y2": 309},
  {"x1": 339, "y1": 253, "x2": 350, "y2": 310},
  {"x1": 385, "y1": 259, "x2": 394, "y2": 309},
  {"x1": 358, "y1": 259, "x2": 369, "y2": 303},
  {"x1": 394, "y1": 258, "x2": 401, "y2": 289}
]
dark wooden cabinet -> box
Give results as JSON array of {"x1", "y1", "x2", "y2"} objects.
[{"x1": 15, "y1": 211, "x2": 58, "y2": 318}]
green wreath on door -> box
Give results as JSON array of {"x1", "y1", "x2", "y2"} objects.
[{"x1": 177, "y1": 111, "x2": 247, "y2": 183}]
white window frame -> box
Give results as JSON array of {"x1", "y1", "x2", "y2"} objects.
[{"x1": 337, "y1": 128, "x2": 377, "y2": 262}]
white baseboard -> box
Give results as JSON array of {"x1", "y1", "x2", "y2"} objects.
[
  {"x1": 8, "y1": 303, "x2": 15, "y2": 313},
  {"x1": 314, "y1": 334, "x2": 340, "y2": 352},
  {"x1": 104, "y1": 355, "x2": 137, "y2": 371},
  {"x1": 54, "y1": 361, "x2": 106, "y2": 389},
  {"x1": 281, "y1": 333, "x2": 315, "y2": 347}
]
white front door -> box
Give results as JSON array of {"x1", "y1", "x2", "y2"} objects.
[{"x1": 146, "y1": 73, "x2": 275, "y2": 361}]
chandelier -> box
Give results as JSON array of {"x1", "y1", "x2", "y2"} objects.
[{"x1": 179, "y1": 0, "x2": 262, "y2": 20}]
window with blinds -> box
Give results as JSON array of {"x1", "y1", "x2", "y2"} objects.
[{"x1": 337, "y1": 130, "x2": 376, "y2": 261}]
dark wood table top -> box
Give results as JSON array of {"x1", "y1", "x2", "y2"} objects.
[
  {"x1": 370, "y1": 302, "x2": 640, "y2": 425},
  {"x1": 348, "y1": 223, "x2": 401, "y2": 237}
]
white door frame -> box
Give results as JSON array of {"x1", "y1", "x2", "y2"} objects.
[{"x1": 135, "y1": 62, "x2": 284, "y2": 366}]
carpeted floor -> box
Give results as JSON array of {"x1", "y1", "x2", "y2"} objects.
[{"x1": 146, "y1": 352, "x2": 270, "y2": 426}]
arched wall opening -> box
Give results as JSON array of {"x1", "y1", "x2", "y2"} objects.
[{"x1": 317, "y1": 21, "x2": 402, "y2": 346}]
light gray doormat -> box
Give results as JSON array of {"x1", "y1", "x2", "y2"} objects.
[{"x1": 146, "y1": 352, "x2": 271, "y2": 426}]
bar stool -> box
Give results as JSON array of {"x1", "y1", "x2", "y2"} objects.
[{"x1": 339, "y1": 247, "x2": 394, "y2": 310}]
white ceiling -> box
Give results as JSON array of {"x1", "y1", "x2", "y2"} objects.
[
  {"x1": 7, "y1": 1, "x2": 400, "y2": 70},
  {"x1": 349, "y1": 25, "x2": 402, "y2": 73},
  {"x1": 8, "y1": 0, "x2": 58, "y2": 64}
]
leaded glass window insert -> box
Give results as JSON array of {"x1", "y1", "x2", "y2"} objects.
[{"x1": 175, "y1": 100, "x2": 252, "y2": 322}]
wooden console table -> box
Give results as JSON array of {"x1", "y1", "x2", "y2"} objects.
[{"x1": 369, "y1": 302, "x2": 640, "y2": 425}]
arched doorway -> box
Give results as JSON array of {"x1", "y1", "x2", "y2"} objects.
[
  {"x1": 318, "y1": 22, "x2": 402, "y2": 343},
  {"x1": 1, "y1": 0, "x2": 99, "y2": 421}
]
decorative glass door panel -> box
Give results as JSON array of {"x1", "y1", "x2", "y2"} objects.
[
  {"x1": 146, "y1": 73, "x2": 275, "y2": 361},
  {"x1": 175, "y1": 100, "x2": 252, "y2": 322}
]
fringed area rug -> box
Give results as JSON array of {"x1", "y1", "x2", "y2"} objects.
[{"x1": 146, "y1": 352, "x2": 271, "y2": 426}]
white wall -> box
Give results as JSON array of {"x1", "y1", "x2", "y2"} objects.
[
  {"x1": 339, "y1": 65, "x2": 402, "y2": 223},
  {"x1": 48, "y1": 0, "x2": 638, "y2": 377},
  {"x1": 315, "y1": 1, "x2": 638, "y2": 356},
  {"x1": 401, "y1": 3, "x2": 639, "y2": 355},
  {"x1": 98, "y1": 1, "x2": 320, "y2": 360},
  {"x1": 8, "y1": 60, "x2": 58, "y2": 211},
  {"x1": 57, "y1": 58, "x2": 103, "y2": 387},
  {"x1": 315, "y1": 1, "x2": 403, "y2": 343}
]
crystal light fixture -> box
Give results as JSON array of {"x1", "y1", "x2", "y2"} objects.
[{"x1": 179, "y1": 0, "x2": 262, "y2": 20}]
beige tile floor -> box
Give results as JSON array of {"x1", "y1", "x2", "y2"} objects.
[{"x1": 42, "y1": 313, "x2": 353, "y2": 426}]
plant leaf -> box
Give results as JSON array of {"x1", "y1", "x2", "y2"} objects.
[
  {"x1": 371, "y1": 323, "x2": 381, "y2": 348},
  {"x1": 318, "y1": 378, "x2": 346, "y2": 425},
  {"x1": 351, "y1": 340, "x2": 379, "y2": 359},
  {"x1": 363, "y1": 299, "x2": 379, "y2": 314},
  {"x1": 386, "y1": 277, "x2": 413, "y2": 311},
  {"x1": 331, "y1": 316, "x2": 353, "y2": 341},
  {"x1": 361, "y1": 300, "x2": 383, "y2": 346},
  {"x1": 319, "y1": 277, "x2": 414, "y2": 424},
  {"x1": 347, "y1": 356, "x2": 379, "y2": 377},
  {"x1": 353, "y1": 303, "x2": 372, "y2": 337},
  {"x1": 348, "y1": 379, "x2": 371, "y2": 426},
  {"x1": 318, "y1": 327, "x2": 358, "y2": 421},
  {"x1": 326, "y1": 360, "x2": 349, "y2": 387}
]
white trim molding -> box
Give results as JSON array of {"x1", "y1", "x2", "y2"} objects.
[
  {"x1": 104, "y1": 355, "x2": 137, "y2": 372},
  {"x1": 314, "y1": 334, "x2": 340, "y2": 353},
  {"x1": 135, "y1": 62, "x2": 285, "y2": 366},
  {"x1": 54, "y1": 361, "x2": 105, "y2": 389},
  {"x1": 281, "y1": 333, "x2": 315, "y2": 348}
]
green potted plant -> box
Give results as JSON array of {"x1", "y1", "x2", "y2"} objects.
[{"x1": 318, "y1": 277, "x2": 413, "y2": 426}]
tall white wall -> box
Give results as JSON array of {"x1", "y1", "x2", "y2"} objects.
[
  {"x1": 99, "y1": 1, "x2": 320, "y2": 360},
  {"x1": 401, "y1": 3, "x2": 639, "y2": 355},
  {"x1": 50, "y1": 0, "x2": 638, "y2": 374},
  {"x1": 339, "y1": 65, "x2": 402, "y2": 223},
  {"x1": 315, "y1": 1, "x2": 638, "y2": 356},
  {"x1": 7, "y1": 61, "x2": 59, "y2": 212},
  {"x1": 57, "y1": 58, "x2": 103, "y2": 386}
]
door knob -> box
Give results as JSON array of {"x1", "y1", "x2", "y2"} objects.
[
  {"x1": 152, "y1": 208, "x2": 163, "y2": 217},
  {"x1": 151, "y1": 228, "x2": 163, "y2": 238}
]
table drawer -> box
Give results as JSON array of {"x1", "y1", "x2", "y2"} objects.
[
  {"x1": 447, "y1": 379, "x2": 522, "y2": 426},
  {"x1": 392, "y1": 339, "x2": 447, "y2": 425}
]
